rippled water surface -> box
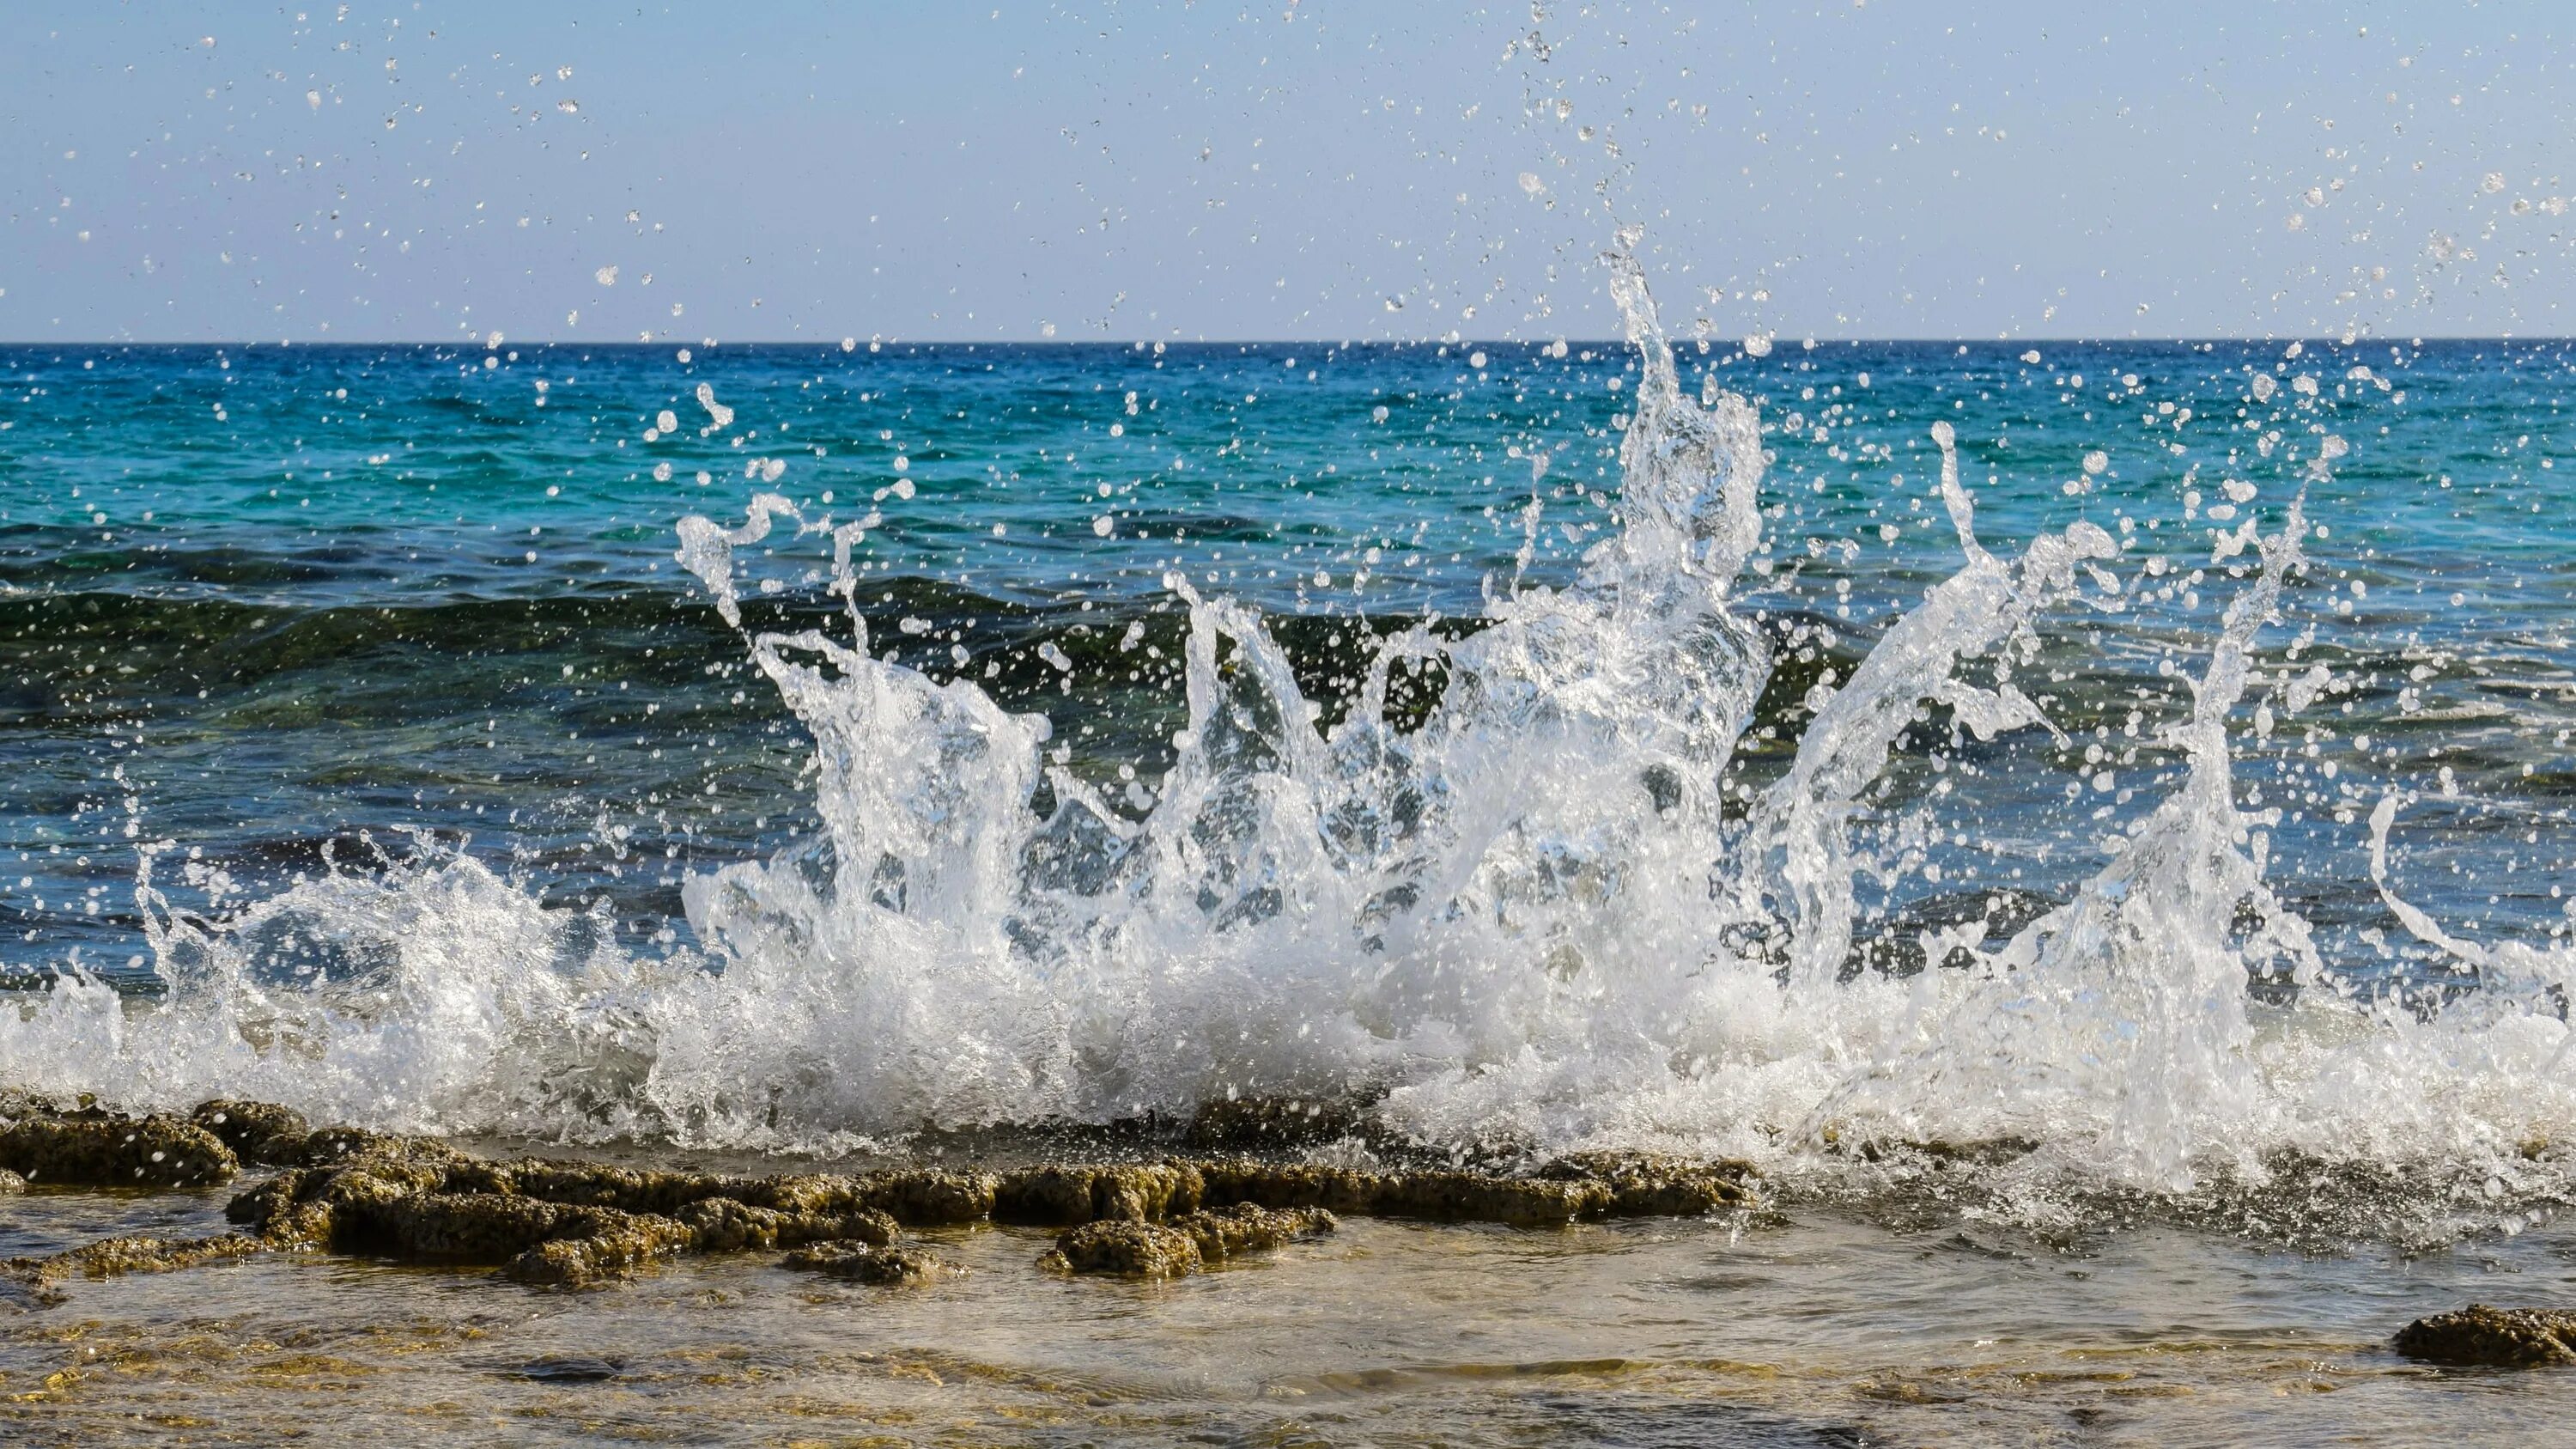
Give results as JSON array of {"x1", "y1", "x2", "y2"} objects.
[{"x1": 6, "y1": 1172, "x2": 2576, "y2": 1446}]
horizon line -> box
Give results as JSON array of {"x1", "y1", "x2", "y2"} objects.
[{"x1": 0, "y1": 335, "x2": 2567, "y2": 350}]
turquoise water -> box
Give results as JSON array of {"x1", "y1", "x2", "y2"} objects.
[
  {"x1": 3, "y1": 338, "x2": 2568, "y2": 995},
  {"x1": 11, "y1": 326, "x2": 2576, "y2": 1442}
]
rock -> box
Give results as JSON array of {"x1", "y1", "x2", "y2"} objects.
[
  {"x1": 1371, "y1": 1170, "x2": 1605, "y2": 1227},
  {"x1": 1194, "y1": 1160, "x2": 1388, "y2": 1216},
  {"x1": 501, "y1": 1210, "x2": 695, "y2": 1287},
  {"x1": 32, "y1": 1232, "x2": 268, "y2": 1282},
  {"x1": 993, "y1": 1162, "x2": 1203, "y2": 1225},
  {"x1": 189, "y1": 1100, "x2": 311, "y2": 1165},
  {"x1": 374, "y1": 1192, "x2": 569, "y2": 1259},
  {"x1": 1185, "y1": 1093, "x2": 1370, "y2": 1150},
  {"x1": 0, "y1": 1114, "x2": 239, "y2": 1187},
  {"x1": 0, "y1": 1170, "x2": 23, "y2": 1195},
  {"x1": 1536, "y1": 1151, "x2": 1757, "y2": 1215},
  {"x1": 1040, "y1": 1220, "x2": 1204, "y2": 1277},
  {"x1": 1042, "y1": 1203, "x2": 1334, "y2": 1277},
  {"x1": 0, "y1": 1087, "x2": 68, "y2": 1121},
  {"x1": 677, "y1": 1196, "x2": 896, "y2": 1252},
  {"x1": 2394, "y1": 1306, "x2": 2576, "y2": 1367},
  {"x1": 1175, "y1": 1202, "x2": 1336, "y2": 1259},
  {"x1": 781, "y1": 1241, "x2": 961, "y2": 1285},
  {"x1": 858, "y1": 1168, "x2": 999, "y2": 1226}
]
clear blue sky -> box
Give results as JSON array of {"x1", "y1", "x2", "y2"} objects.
[{"x1": 3, "y1": 2, "x2": 2567, "y2": 342}]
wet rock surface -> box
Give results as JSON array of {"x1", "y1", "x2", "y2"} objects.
[
  {"x1": 1, "y1": 1094, "x2": 1760, "y2": 1295},
  {"x1": 1185, "y1": 1093, "x2": 1377, "y2": 1151},
  {"x1": 189, "y1": 1100, "x2": 313, "y2": 1165},
  {"x1": 1040, "y1": 1220, "x2": 1206, "y2": 1277},
  {"x1": 781, "y1": 1241, "x2": 963, "y2": 1285},
  {"x1": 2394, "y1": 1305, "x2": 2576, "y2": 1367},
  {"x1": 0, "y1": 1113, "x2": 238, "y2": 1187},
  {"x1": 1042, "y1": 1203, "x2": 1338, "y2": 1277},
  {"x1": 994, "y1": 1162, "x2": 1205, "y2": 1225}
]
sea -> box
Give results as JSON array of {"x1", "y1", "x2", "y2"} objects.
[{"x1": 6, "y1": 253, "x2": 2576, "y2": 1441}]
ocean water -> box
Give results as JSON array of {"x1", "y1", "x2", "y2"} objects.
[
  {"x1": 4, "y1": 256, "x2": 2576, "y2": 1172},
  {"x1": 9, "y1": 251, "x2": 2576, "y2": 1440}
]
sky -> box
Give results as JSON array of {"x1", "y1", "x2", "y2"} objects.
[{"x1": 2, "y1": 1, "x2": 2570, "y2": 343}]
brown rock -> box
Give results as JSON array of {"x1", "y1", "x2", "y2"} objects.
[
  {"x1": 501, "y1": 1210, "x2": 695, "y2": 1287},
  {"x1": 1194, "y1": 1160, "x2": 1388, "y2": 1216},
  {"x1": 677, "y1": 1196, "x2": 895, "y2": 1252},
  {"x1": 189, "y1": 1100, "x2": 312, "y2": 1165},
  {"x1": 858, "y1": 1168, "x2": 999, "y2": 1226},
  {"x1": 2394, "y1": 1305, "x2": 2576, "y2": 1367},
  {"x1": 1185, "y1": 1093, "x2": 1370, "y2": 1150},
  {"x1": 1537, "y1": 1151, "x2": 1758, "y2": 1215},
  {"x1": 0, "y1": 1113, "x2": 238, "y2": 1187},
  {"x1": 1040, "y1": 1219, "x2": 1204, "y2": 1277},
  {"x1": 1175, "y1": 1202, "x2": 1336, "y2": 1260},
  {"x1": 993, "y1": 1162, "x2": 1203, "y2": 1225},
  {"x1": 781, "y1": 1241, "x2": 962, "y2": 1285}
]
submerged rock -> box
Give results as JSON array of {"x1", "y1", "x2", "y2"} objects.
[
  {"x1": 0, "y1": 1114, "x2": 239, "y2": 1187},
  {"x1": 1042, "y1": 1202, "x2": 1335, "y2": 1277},
  {"x1": 781, "y1": 1240, "x2": 962, "y2": 1285},
  {"x1": 2395, "y1": 1306, "x2": 2576, "y2": 1367},
  {"x1": 27, "y1": 1232, "x2": 268, "y2": 1282}
]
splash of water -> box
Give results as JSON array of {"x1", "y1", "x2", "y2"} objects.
[{"x1": 7, "y1": 239, "x2": 2574, "y2": 1213}]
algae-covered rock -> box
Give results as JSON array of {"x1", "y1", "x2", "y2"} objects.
[
  {"x1": 377, "y1": 1192, "x2": 568, "y2": 1259},
  {"x1": 677, "y1": 1196, "x2": 896, "y2": 1252},
  {"x1": 2394, "y1": 1305, "x2": 2576, "y2": 1367},
  {"x1": 859, "y1": 1168, "x2": 999, "y2": 1226},
  {"x1": 994, "y1": 1162, "x2": 1204, "y2": 1225},
  {"x1": 0, "y1": 1113, "x2": 239, "y2": 1187},
  {"x1": 35, "y1": 1232, "x2": 268, "y2": 1282},
  {"x1": 1040, "y1": 1219, "x2": 1204, "y2": 1277},
  {"x1": 1537, "y1": 1151, "x2": 1758, "y2": 1215},
  {"x1": 781, "y1": 1240, "x2": 962, "y2": 1285},
  {"x1": 1042, "y1": 1203, "x2": 1334, "y2": 1277},
  {"x1": 1194, "y1": 1160, "x2": 1388, "y2": 1216},
  {"x1": 189, "y1": 1100, "x2": 312, "y2": 1165},
  {"x1": 501, "y1": 1210, "x2": 695, "y2": 1287},
  {"x1": 1371, "y1": 1170, "x2": 1604, "y2": 1227},
  {"x1": 1185, "y1": 1094, "x2": 1370, "y2": 1150},
  {"x1": 1175, "y1": 1202, "x2": 1336, "y2": 1259}
]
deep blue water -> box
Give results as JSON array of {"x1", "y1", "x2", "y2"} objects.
[{"x1": 1, "y1": 338, "x2": 2570, "y2": 989}]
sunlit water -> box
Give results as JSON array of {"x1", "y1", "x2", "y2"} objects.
[
  {"x1": 7, "y1": 1172, "x2": 2576, "y2": 1446},
  {"x1": 6, "y1": 248, "x2": 2576, "y2": 1435}
]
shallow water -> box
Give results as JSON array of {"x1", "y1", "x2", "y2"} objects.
[{"x1": 6, "y1": 1169, "x2": 2576, "y2": 1446}]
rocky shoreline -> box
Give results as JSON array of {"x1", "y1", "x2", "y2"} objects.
[
  {"x1": 0, "y1": 1093, "x2": 1753, "y2": 1295},
  {"x1": 8, "y1": 1092, "x2": 2563, "y2": 1373}
]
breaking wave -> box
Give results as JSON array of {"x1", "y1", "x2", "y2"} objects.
[{"x1": 7, "y1": 233, "x2": 2573, "y2": 1221}]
